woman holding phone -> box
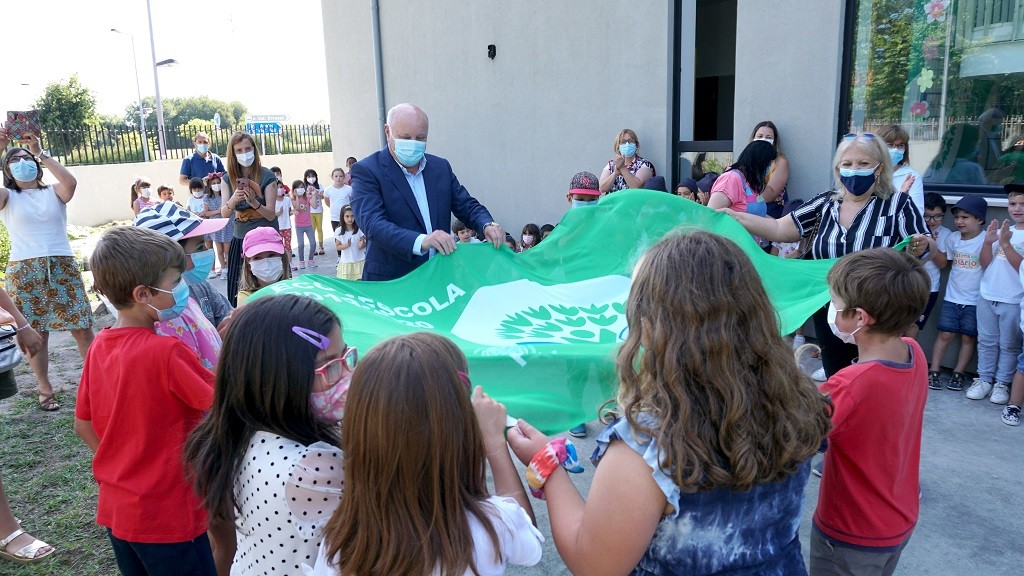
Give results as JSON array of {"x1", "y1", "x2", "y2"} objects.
[
  {"x1": 220, "y1": 131, "x2": 279, "y2": 307},
  {"x1": 0, "y1": 130, "x2": 94, "y2": 412}
]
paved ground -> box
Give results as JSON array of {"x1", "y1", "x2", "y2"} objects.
[{"x1": 46, "y1": 241, "x2": 1024, "y2": 574}]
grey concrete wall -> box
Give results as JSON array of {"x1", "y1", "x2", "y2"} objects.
[
  {"x1": 321, "y1": 0, "x2": 674, "y2": 236},
  {"x1": 57, "y1": 152, "x2": 334, "y2": 227},
  {"x1": 733, "y1": 0, "x2": 847, "y2": 199}
]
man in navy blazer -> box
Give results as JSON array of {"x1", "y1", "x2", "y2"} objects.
[{"x1": 350, "y1": 103, "x2": 506, "y2": 281}]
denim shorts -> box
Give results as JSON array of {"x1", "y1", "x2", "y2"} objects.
[
  {"x1": 1017, "y1": 350, "x2": 1024, "y2": 374},
  {"x1": 937, "y1": 301, "x2": 978, "y2": 337}
]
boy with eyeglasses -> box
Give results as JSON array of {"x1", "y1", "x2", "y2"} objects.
[{"x1": 907, "y1": 193, "x2": 951, "y2": 340}]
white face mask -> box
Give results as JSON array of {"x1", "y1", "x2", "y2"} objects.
[
  {"x1": 757, "y1": 137, "x2": 775, "y2": 145},
  {"x1": 295, "y1": 187, "x2": 306, "y2": 196},
  {"x1": 306, "y1": 177, "x2": 316, "y2": 184},
  {"x1": 249, "y1": 258, "x2": 283, "y2": 283},
  {"x1": 140, "y1": 187, "x2": 151, "y2": 198},
  {"x1": 211, "y1": 183, "x2": 221, "y2": 192},
  {"x1": 236, "y1": 150, "x2": 255, "y2": 167},
  {"x1": 827, "y1": 302, "x2": 861, "y2": 345},
  {"x1": 192, "y1": 191, "x2": 205, "y2": 199},
  {"x1": 522, "y1": 234, "x2": 534, "y2": 245}
]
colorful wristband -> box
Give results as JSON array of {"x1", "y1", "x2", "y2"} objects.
[{"x1": 525, "y1": 437, "x2": 584, "y2": 499}]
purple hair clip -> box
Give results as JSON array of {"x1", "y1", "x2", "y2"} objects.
[{"x1": 292, "y1": 326, "x2": 330, "y2": 350}]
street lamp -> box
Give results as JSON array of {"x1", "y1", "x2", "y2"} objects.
[
  {"x1": 110, "y1": 28, "x2": 149, "y2": 162},
  {"x1": 146, "y1": 0, "x2": 177, "y2": 160}
]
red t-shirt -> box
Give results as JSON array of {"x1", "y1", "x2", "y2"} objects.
[
  {"x1": 75, "y1": 327, "x2": 214, "y2": 543},
  {"x1": 813, "y1": 338, "x2": 927, "y2": 548}
]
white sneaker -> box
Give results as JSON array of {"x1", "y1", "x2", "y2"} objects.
[
  {"x1": 812, "y1": 368, "x2": 826, "y2": 381},
  {"x1": 965, "y1": 378, "x2": 993, "y2": 400},
  {"x1": 791, "y1": 335, "x2": 806, "y2": 350},
  {"x1": 989, "y1": 382, "x2": 1010, "y2": 405},
  {"x1": 1002, "y1": 405, "x2": 1020, "y2": 426}
]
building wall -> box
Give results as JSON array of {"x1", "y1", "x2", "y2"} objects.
[
  {"x1": 733, "y1": 0, "x2": 848, "y2": 199},
  {"x1": 59, "y1": 152, "x2": 334, "y2": 227},
  {"x1": 321, "y1": 0, "x2": 675, "y2": 235}
]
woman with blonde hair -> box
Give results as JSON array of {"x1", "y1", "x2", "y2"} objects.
[
  {"x1": 219, "y1": 131, "x2": 279, "y2": 306},
  {"x1": 723, "y1": 132, "x2": 929, "y2": 378},
  {"x1": 508, "y1": 232, "x2": 832, "y2": 574},
  {"x1": 598, "y1": 128, "x2": 656, "y2": 193}
]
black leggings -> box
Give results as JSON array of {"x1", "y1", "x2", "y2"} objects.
[
  {"x1": 226, "y1": 237, "x2": 243, "y2": 308},
  {"x1": 811, "y1": 303, "x2": 858, "y2": 378}
]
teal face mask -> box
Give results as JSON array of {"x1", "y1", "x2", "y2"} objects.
[
  {"x1": 196, "y1": 143, "x2": 210, "y2": 154},
  {"x1": 571, "y1": 199, "x2": 598, "y2": 208},
  {"x1": 183, "y1": 250, "x2": 215, "y2": 286},
  {"x1": 888, "y1": 148, "x2": 904, "y2": 165},
  {"x1": 619, "y1": 142, "x2": 637, "y2": 157},
  {"x1": 148, "y1": 280, "x2": 190, "y2": 322},
  {"x1": 9, "y1": 158, "x2": 38, "y2": 182},
  {"x1": 393, "y1": 139, "x2": 426, "y2": 167}
]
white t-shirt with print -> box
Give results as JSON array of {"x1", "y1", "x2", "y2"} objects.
[
  {"x1": 924, "y1": 226, "x2": 951, "y2": 292},
  {"x1": 980, "y1": 227, "x2": 1024, "y2": 304},
  {"x1": 942, "y1": 231, "x2": 986, "y2": 305},
  {"x1": 333, "y1": 227, "x2": 366, "y2": 263},
  {"x1": 324, "y1": 185, "x2": 353, "y2": 222}
]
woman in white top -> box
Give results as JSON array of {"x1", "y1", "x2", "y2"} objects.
[
  {"x1": 0, "y1": 131, "x2": 94, "y2": 411},
  {"x1": 878, "y1": 124, "x2": 925, "y2": 216},
  {"x1": 184, "y1": 295, "x2": 349, "y2": 575}
]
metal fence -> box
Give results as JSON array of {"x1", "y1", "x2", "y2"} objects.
[{"x1": 38, "y1": 123, "x2": 332, "y2": 166}]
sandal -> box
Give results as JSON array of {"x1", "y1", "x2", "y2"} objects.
[
  {"x1": 37, "y1": 393, "x2": 60, "y2": 412},
  {"x1": 0, "y1": 528, "x2": 55, "y2": 564}
]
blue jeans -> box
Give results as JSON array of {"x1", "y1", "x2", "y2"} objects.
[
  {"x1": 976, "y1": 298, "x2": 1023, "y2": 383},
  {"x1": 107, "y1": 530, "x2": 216, "y2": 576}
]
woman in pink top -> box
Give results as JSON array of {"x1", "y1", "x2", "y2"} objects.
[{"x1": 707, "y1": 140, "x2": 778, "y2": 215}]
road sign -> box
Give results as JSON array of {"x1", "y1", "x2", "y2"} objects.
[
  {"x1": 245, "y1": 122, "x2": 281, "y2": 135},
  {"x1": 244, "y1": 114, "x2": 288, "y2": 123}
]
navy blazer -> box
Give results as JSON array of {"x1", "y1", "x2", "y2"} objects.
[{"x1": 350, "y1": 148, "x2": 494, "y2": 281}]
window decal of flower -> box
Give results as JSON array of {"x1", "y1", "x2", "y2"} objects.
[
  {"x1": 926, "y1": 0, "x2": 948, "y2": 23},
  {"x1": 910, "y1": 101, "x2": 929, "y2": 118},
  {"x1": 917, "y1": 69, "x2": 935, "y2": 91}
]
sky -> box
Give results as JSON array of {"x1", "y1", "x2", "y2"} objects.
[{"x1": 0, "y1": 0, "x2": 331, "y2": 124}]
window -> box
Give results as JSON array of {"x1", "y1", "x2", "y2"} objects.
[{"x1": 845, "y1": 0, "x2": 1024, "y2": 190}]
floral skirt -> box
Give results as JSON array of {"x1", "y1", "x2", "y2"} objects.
[
  {"x1": 6, "y1": 256, "x2": 93, "y2": 332},
  {"x1": 336, "y1": 260, "x2": 364, "y2": 281}
]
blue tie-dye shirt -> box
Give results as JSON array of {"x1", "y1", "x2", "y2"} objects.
[{"x1": 593, "y1": 418, "x2": 811, "y2": 576}]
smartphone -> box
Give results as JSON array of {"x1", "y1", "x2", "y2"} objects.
[{"x1": 5, "y1": 110, "x2": 40, "y2": 140}]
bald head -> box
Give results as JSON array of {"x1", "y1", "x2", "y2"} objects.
[{"x1": 386, "y1": 103, "x2": 429, "y2": 137}]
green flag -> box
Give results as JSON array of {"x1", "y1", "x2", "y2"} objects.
[{"x1": 256, "y1": 190, "x2": 836, "y2": 433}]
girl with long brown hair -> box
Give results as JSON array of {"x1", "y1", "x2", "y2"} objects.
[
  {"x1": 309, "y1": 332, "x2": 543, "y2": 576},
  {"x1": 508, "y1": 231, "x2": 832, "y2": 575},
  {"x1": 218, "y1": 131, "x2": 279, "y2": 306}
]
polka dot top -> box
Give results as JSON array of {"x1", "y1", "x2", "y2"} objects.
[{"x1": 232, "y1": 431, "x2": 343, "y2": 575}]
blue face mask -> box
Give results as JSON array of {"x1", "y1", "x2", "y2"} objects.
[
  {"x1": 148, "y1": 280, "x2": 190, "y2": 322},
  {"x1": 393, "y1": 138, "x2": 426, "y2": 167},
  {"x1": 571, "y1": 199, "x2": 598, "y2": 208},
  {"x1": 619, "y1": 142, "x2": 637, "y2": 157},
  {"x1": 9, "y1": 158, "x2": 38, "y2": 182},
  {"x1": 888, "y1": 147, "x2": 904, "y2": 165},
  {"x1": 183, "y1": 250, "x2": 215, "y2": 286},
  {"x1": 196, "y1": 143, "x2": 209, "y2": 154},
  {"x1": 838, "y1": 166, "x2": 878, "y2": 196}
]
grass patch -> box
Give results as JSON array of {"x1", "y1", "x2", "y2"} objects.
[{"x1": 0, "y1": 395, "x2": 115, "y2": 575}]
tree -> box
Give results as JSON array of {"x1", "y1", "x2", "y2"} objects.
[
  {"x1": 34, "y1": 74, "x2": 98, "y2": 128},
  {"x1": 123, "y1": 96, "x2": 247, "y2": 132}
]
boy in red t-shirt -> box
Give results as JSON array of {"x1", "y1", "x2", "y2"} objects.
[
  {"x1": 811, "y1": 248, "x2": 930, "y2": 576},
  {"x1": 74, "y1": 226, "x2": 216, "y2": 575}
]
